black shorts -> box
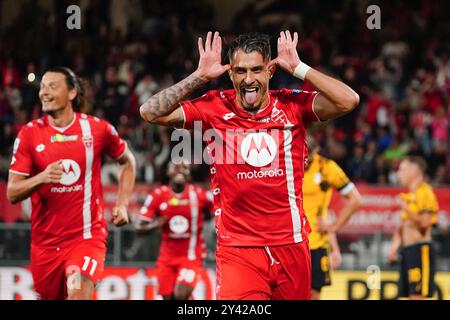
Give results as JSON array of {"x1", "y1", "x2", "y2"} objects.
[
  {"x1": 310, "y1": 248, "x2": 331, "y2": 291},
  {"x1": 399, "y1": 242, "x2": 436, "y2": 298}
]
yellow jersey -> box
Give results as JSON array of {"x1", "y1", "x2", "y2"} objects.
[
  {"x1": 400, "y1": 182, "x2": 439, "y2": 225},
  {"x1": 303, "y1": 154, "x2": 355, "y2": 250}
]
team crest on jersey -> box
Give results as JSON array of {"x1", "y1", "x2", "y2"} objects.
[
  {"x1": 271, "y1": 107, "x2": 292, "y2": 126},
  {"x1": 83, "y1": 136, "x2": 93, "y2": 148}
]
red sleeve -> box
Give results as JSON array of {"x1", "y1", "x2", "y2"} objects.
[
  {"x1": 103, "y1": 120, "x2": 127, "y2": 159},
  {"x1": 180, "y1": 91, "x2": 214, "y2": 130},
  {"x1": 139, "y1": 192, "x2": 159, "y2": 221},
  {"x1": 285, "y1": 89, "x2": 320, "y2": 125},
  {"x1": 9, "y1": 126, "x2": 33, "y2": 176}
]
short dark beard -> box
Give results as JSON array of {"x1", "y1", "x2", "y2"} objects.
[
  {"x1": 243, "y1": 104, "x2": 260, "y2": 114},
  {"x1": 171, "y1": 181, "x2": 186, "y2": 194}
]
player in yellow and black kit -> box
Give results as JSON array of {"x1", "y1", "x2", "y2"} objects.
[
  {"x1": 388, "y1": 156, "x2": 439, "y2": 299},
  {"x1": 304, "y1": 136, "x2": 362, "y2": 300}
]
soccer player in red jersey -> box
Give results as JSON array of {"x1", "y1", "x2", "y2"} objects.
[
  {"x1": 6, "y1": 67, "x2": 136, "y2": 300},
  {"x1": 135, "y1": 162, "x2": 213, "y2": 300},
  {"x1": 139, "y1": 31, "x2": 359, "y2": 299}
]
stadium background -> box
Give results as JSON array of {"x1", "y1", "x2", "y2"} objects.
[{"x1": 0, "y1": 0, "x2": 449, "y2": 299}]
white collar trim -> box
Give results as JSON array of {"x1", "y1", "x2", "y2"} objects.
[{"x1": 49, "y1": 114, "x2": 77, "y2": 133}]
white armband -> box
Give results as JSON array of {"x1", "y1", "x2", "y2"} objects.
[{"x1": 292, "y1": 61, "x2": 311, "y2": 80}]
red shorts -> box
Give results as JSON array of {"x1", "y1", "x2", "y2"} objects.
[
  {"x1": 156, "y1": 258, "x2": 202, "y2": 297},
  {"x1": 30, "y1": 237, "x2": 106, "y2": 300},
  {"x1": 216, "y1": 240, "x2": 311, "y2": 300}
]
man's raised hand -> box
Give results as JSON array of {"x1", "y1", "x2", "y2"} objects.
[
  {"x1": 269, "y1": 30, "x2": 301, "y2": 74},
  {"x1": 195, "y1": 31, "x2": 231, "y2": 81}
]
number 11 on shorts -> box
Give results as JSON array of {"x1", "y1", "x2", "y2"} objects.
[{"x1": 82, "y1": 256, "x2": 98, "y2": 276}]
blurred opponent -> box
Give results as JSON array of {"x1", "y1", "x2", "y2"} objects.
[
  {"x1": 388, "y1": 156, "x2": 439, "y2": 299},
  {"x1": 303, "y1": 135, "x2": 361, "y2": 300}
]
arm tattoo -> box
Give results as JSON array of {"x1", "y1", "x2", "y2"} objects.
[{"x1": 140, "y1": 73, "x2": 206, "y2": 120}]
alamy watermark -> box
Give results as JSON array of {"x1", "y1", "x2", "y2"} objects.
[
  {"x1": 170, "y1": 121, "x2": 283, "y2": 168},
  {"x1": 66, "y1": 5, "x2": 81, "y2": 30},
  {"x1": 366, "y1": 5, "x2": 381, "y2": 30},
  {"x1": 366, "y1": 265, "x2": 381, "y2": 290}
]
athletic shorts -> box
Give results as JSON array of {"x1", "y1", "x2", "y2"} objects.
[
  {"x1": 399, "y1": 242, "x2": 436, "y2": 298},
  {"x1": 216, "y1": 240, "x2": 311, "y2": 300},
  {"x1": 156, "y1": 259, "x2": 203, "y2": 297},
  {"x1": 311, "y1": 247, "x2": 331, "y2": 291},
  {"x1": 30, "y1": 237, "x2": 106, "y2": 300}
]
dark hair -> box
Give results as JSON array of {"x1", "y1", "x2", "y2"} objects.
[
  {"x1": 405, "y1": 156, "x2": 427, "y2": 174},
  {"x1": 46, "y1": 66, "x2": 85, "y2": 112},
  {"x1": 227, "y1": 32, "x2": 271, "y2": 63}
]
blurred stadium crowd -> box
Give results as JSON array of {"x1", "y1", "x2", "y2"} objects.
[{"x1": 0, "y1": 0, "x2": 449, "y2": 186}]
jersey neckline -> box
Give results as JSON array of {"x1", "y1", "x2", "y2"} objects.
[{"x1": 46, "y1": 113, "x2": 78, "y2": 133}]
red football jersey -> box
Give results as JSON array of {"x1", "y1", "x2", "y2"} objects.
[
  {"x1": 9, "y1": 113, "x2": 127, "y2": 247},
  {"x1": 139, "y1": 184, "x2": 213, "y2": 263},
  {"x1": 180, "y1": 89, "x2": 319, "y2": 246}
]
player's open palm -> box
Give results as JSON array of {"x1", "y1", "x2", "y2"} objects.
[
  {"x1": 269, "y1": 30, "x2": 301, "y2": 74},
  {"x1": 196, "y1": 31, "x2": 230, "y2": 81},
  {"x1": 40, "y1": 160, "x2": 63, "y2": 184},
  {"x1": 112, "y1": 205, "x2": 129, "y2": 227}
]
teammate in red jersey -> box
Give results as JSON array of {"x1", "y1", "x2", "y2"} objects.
[
  {"x1": 6, "y1": 67, "x2": 136, "y2": 300},
  {"x1": 140, "y1": 31, "x2": 359, "y2": 299},
  {"x1": 135, "y1": 162, "x2": 213, "y2": 300}
]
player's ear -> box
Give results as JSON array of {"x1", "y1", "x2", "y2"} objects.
[
  {"x1": 68, "y1": 88, "x2": 77, "y2": 102},
  {"x1": 268, "y1": 64, "x2": 276, "y2": 78}
]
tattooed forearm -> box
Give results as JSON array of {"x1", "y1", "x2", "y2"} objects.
[{"x1": 139, "y1": 72, "x2": 207, "y2": 122}]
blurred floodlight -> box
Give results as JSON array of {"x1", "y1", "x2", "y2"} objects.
[{"x1": 27, "y1": 73, "x2": 36, "y2": 82}]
